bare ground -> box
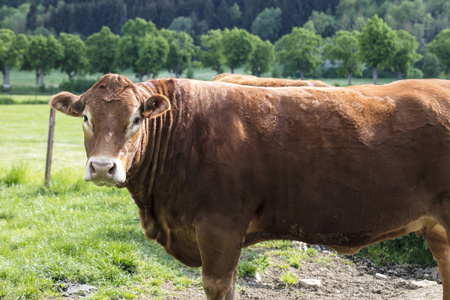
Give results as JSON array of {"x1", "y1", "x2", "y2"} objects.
[{"x1": 164, "y1": 247, "x2": 443, "y2": 300}]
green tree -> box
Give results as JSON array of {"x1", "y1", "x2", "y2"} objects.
[
  {"x1": 306, "y1": 11, "x2": 337, "y2": 38},
  {"x1": 168, "y1": 16, "x2": 194, "y2": 36},
  {"x1": 221, "y1": 27, "x2": 253, "y2": 73},
  {"x1": 117, "y1": 18, "x2": 157, "y2": 81},
  {"x1": 160, "y1": 29, "x2": 196, "y2": 78},
  {"x1": 246, "y1": 35, "x2": 275, "y2": 77},
  {"x1": 23, "y1": 35, "x2": 63, "y2": 87},
  {"x1": 216, "y1": 0, "x2": 231, "y2": 29},
  {"x1": 335, "y1": 0, "x2": 370, "y2": 31},
  {"x1": 276, "y1": 27, "x2": 322, "y2": 80},
  {"x1": 58, "y1": 33, "x2": 88, "y2": 81},
  {"x1": 251, "y1": 7, "x2": 282, "y2": 43},
  {"x1": 392, "y1": 30, "x2": 421, "y2": 80},
  {"x1": 422, "y1": 53, "x2": 441, "y2": 78},
  {"x1": 136, "y1": 34, "x2": 169, "y2": 79},
  {"x1": 200, "y1": 29, "x2": 224, "y2": 74},
  {"x1": 428, "y1": 29, "x2": 450, "y2": 79},
  {"x1": 384, "y1": 0, "x2": 432, "y2": 42},
  {"x1": 85, "y1": 26, "x2": 119, "y2": 74},
  {"x1": 0, "y1": 29, "x2": 25, "y2": 88},
  {"x1": 229, "y1": 3, "x2": 242, "y2": 26},
  {"x1": 358, "y1": 15, "x2": 397, "y2": 84},
  {"x1": 324, "y1": 30, "x2": 362, "y2": 85},
  {"x1": 1, "y1": 3, "x2": 28, "y2": 33},
  {"x1": 122, "y1": 17, "x2": 157, "y2": 36}
]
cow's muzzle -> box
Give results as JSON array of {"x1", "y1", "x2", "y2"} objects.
[{"x1": 84, "y1": 156, "x2": 126, "y2": 187}]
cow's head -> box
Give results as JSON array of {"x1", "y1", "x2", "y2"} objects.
[{"x1": 50, "y1": 74, "x2": 170, "y2": 187}]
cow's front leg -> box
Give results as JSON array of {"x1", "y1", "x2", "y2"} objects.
[{"x1": 195, "y1": 223, "x2": 244, "y2": 300}]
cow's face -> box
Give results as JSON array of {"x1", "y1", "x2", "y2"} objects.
[{"x1": 50, "y1": 74, "x2": 170, "y2": 187}]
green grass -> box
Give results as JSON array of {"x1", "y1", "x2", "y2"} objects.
[
  {"x1": 0, "y1": 104, "x2": 85, "y2": 177},
  {"x1": 280, "y1": 271, "x2": 297, "y2": 285},
  {"x1": 0, "y1": 171, "x2": 201, "y2": 299},
  {"x1": 238, "y1": 250, "x2": 270, "y2": 278},
  {"x1": 357, "y1": 234, "x2": 435, "y2": 266},
  {"x1": 0, "y1": 95, "x2": 50, "y2": 104}
]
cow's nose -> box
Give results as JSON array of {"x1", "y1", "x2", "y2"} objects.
[
  {"x1": 84, "y1": 157, "x2": 126, "y2": 186},
  {"x1": 90, "y1": 161, "x2": 116, "y2": 179}
]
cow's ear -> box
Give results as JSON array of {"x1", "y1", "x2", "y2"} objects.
[
  {"x1": 50, "y1": 91, "x2": 85, "y2": 117},
  {"x1": 143, "y1": 94, "x2": 171, "y2": 118}
]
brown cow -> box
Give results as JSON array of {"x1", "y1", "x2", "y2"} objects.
[
  {"x1": 51, "y1": 74, "x2": 450, "y2": 300},
  {"x1": 212, "y1": 73, "x2": 331, "y2": 87}
]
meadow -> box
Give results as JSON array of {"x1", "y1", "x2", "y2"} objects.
[{"x1": 0, "y1": 71, "x2": 434, "y2": 299}]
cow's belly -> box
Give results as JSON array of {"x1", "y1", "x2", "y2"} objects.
[{"x1": 244, "y1": 214, "x2": 437, "y2": 255}]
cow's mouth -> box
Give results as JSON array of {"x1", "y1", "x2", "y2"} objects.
[{"x1": 91, "y1": 180, "x2": 117, "y2": 188}]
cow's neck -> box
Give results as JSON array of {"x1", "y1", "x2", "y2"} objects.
[{"x1": 125, "y1": 80, "x2": 179, "y2": 209}]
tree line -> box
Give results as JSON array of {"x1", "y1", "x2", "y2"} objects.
[
  {"x1": 1, "y1": 15, "x2": 450, "y2": 89},
  {"x1": 3, "y1": 0, "x2": 450, "y2": 45}
]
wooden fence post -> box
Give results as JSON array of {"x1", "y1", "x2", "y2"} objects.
[{"x1": 45, "y1": 108, "x2": 55, "y2": 187}]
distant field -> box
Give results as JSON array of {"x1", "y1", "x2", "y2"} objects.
[
  {"x1": 1, "y1": 67, "x2": 396, "y2": 91},
  {"x1": 0, "y1": 105, "x2": 85, "y2": 179}
]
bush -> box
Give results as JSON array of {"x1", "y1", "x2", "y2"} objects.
[
  {"x1": 238, "y1": 250, "x2": 270, "y2": 277},
  {"x1": 186, "y1": 65, "x2": 194, "y2": 79},
  {"x1": 358, "y1": 233, "x2": 436, "y2": 266},
  {"x1": 407, "y1": 68, "x2": 423, "y2": 79},
  {"x1": 59, "y1": 79, "x2": 98, "y2": 94},
  {"x1": 0, "y1": 97, "x2": 14, "y2": 104},
  {"x1": 1, "y1": 164, "x2": 29, "y2": 186},
  {"x1": 422, "y1": 53, "x2": 442, "y2": 78},
  {"x1": 0, "y1": 97, "x2": 47, "y2": 105}
]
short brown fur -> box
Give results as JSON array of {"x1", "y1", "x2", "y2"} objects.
[
  {"x1": 212, "y1": 73, "x2": 331, "y2": 87},
  {"x1": 51, "y1": 75, "x2": 450, "y2": 300}
]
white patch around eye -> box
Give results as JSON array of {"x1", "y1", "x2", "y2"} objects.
[
  {"x1": 126, "y1": 109, "x2": 142, "y2": 138},
  {"x1": 82, "y1": 110, "x2": 93, "y2": 133}
]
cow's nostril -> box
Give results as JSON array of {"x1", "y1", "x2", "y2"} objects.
[
  {"x1": 108, "y1": 163, "x2": 116, "y2": 176},
  {"x1": 90, "y1": 162, "x2": 96, "y2": 174}
]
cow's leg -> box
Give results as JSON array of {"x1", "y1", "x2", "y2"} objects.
[
  {"x1": 195, "y1": 224, "x2": 243, "y2": 300},
  {"x1": 425, "y1": 223, "x2": 450, "y2": 300}
]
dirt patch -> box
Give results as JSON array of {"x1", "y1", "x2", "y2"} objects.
[{"x1": 166, "y1": 247, "x2": 443, "y2": 299}]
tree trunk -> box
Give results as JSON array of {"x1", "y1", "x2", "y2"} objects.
[
  {"x1": 397, "y1": 70, "x2": 402, "y2": 80},
  {"x1": 39, "y1": 67, "x2": 44, "y2": 86},
  {"x1": 146, "y1": 73, "x2": 151, "y2": 80},
  {"x1": 231, "y1": 67, "x2": 234, "y2": 74},
  {"x1": 138, "y1": 72, "x2": 143, "y2": 82},
  {"x1": 448, "y1": 66, "x2": 450, "y2": 80},
  {"x1": 347, "y1": 71, "x2": 352, "y2": 86},
  {"x1": 3, "y1": 65, "x2": 10, "y2": 89},
  {"x1": 35, "y1": 69, "x2": 39, "y2": 87},
  {"x1": 372, "y1": 66, "x2": 378, "y2": 85},
  {"x1": 300, "y1": 70, "x2": 305, "y2": 80},
  {"x1": 216, "y1": 65, "x2": 221, "y2": 75}
]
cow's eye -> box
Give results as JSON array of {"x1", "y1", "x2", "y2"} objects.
[
  {"x1": 83, "y1": 115, "x2": 88, "y2": 122},
  {"x1": 133, "y1": 117, "x2": 140, "y2": 125}
]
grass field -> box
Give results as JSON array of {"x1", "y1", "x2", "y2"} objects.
[
  {"x1": 0, "y1": 104, "x2": 85, "y2": 176},
  {"x1": 0, "y1": 104, "x2": 204, "y2": 299}
]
